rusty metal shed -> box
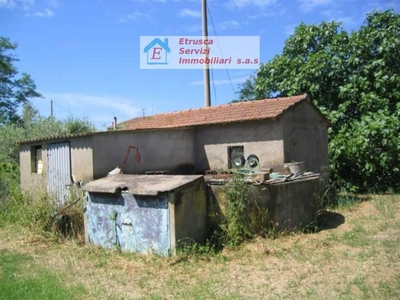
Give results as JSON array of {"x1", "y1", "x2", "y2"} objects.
[{"x1": 83, "y1": 174, "x2": 206, "y2": 256}]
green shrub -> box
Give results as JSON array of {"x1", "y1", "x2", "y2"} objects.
[{"x1": 219, "y1": 175, "x2": 271, "y2": 247}]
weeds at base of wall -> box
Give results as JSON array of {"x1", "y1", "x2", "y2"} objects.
[
  {"x1": 216, "y1": 175, "x2": 275, "y2": 248},
  {"x1": 0, "y1": 166, "x2": 84, "y2": 242},
  {"x1": 320, "y1": 181, "x2": 372, "y2": 210},
  {"x1": 171, "y1": 175, "x2": 277, "y2": 255},
  {"x1": 1, "y1": 193, "x2": 84, "y2": 242}
]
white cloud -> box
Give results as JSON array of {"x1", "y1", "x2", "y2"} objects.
[
  {"x1": 26, "y1": 8, "x2": 53, "y2": 17},
  {"x1": 321, "y1": 10, "x2": 357, "y2": 27},
  {"x1": 284, "y1": 23, "x2": 297, "y2": 36},
  {"x1": 181, "y1": 19, "x2": 240, "y2": 34},
  {"x1": 132, "y1": 0, "x2": 166, "y2": 2},
  {"x1": 118, "y1": 11, "x2": 150, "y2": 23},
  {"x1": 363, "y1": 0, "x2": 400, "y2": 15},
  {"x1": 245, "y1": 6, "x2": 286, "y2": 19},
  {"x1": 47, "y1": 0, "x2": 58, "y2": 7},
  {"x1": 181, "y1": 24, "x2": 202, "y2": 33},
  {"x1": 217, "y1": 20, "x2": 240, "y2": 30},
  {"x1": 297, "y1": 0, "x2": 333, "y2": 13},
  {"x1": 190, "y1": 76, "x2": 249, "y2": 86},
  {"x1": 0, "y1": 0, "x2": 34, "y2": 10},
  {"x1": 228, "y1": 0, "x2": 277, "y2": 8},
  {"x1": 42, "y1": 92, "x2": 141, "y2": 122},
  {"x1": 335, "y1": 16, "x2": 357, "y2": 27},
  {"x1": 177, "y1": 8, "x2": 201, "y2": 18}
]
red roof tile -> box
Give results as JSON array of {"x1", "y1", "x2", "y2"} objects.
[{"x1": 119, "y1": 94, "x2": 309, "y2": 130}]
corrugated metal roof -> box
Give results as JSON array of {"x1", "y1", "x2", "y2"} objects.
[
  {"x1": 82, "y1": 174, "x2": 204, "y2": 195},
  {"x1": 118, "y1": 94, "x2": 311, "y2": 130},
  {"x1": 18, "y1": 132, "x2": 94, "y2": 144}
]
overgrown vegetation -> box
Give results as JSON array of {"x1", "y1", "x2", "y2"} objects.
[
  {"x1": 0, "y1": 18, "x2": 399, "y2": 300},
  {"x1": 1, "y1": 194, "x2": 399, "y2": 299},
  {"x1": 219, "y1": 175, "x2": 272, "y2": 247},
  {"x1": 0, "y1": 162, "x2": 84, "y2": 241},
  {"x1": 237, "y1": 10, "x2": 400, "y2": 193},
  {"x1": 0, "y1": 37, "x2": 41, "y2": 125},
  {"x1": 0, "y1": 36, "x2": 92, "y2": 239},
  {"x1": 0, "y1": 36, "x2": 96, "y2": 166},
  {"x1": 0, "y1": 163, "x2": 22, "y2": 227},
  {"x1": 0, "y1": 103, "x2": 96, "y2": 166}
]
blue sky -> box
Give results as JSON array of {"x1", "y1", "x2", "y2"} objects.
[{"x1": 1, "y1": 0, "x2": 399, "y2": 129}]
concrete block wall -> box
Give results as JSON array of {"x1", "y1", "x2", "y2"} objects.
[
  {"x1": 194, "y1": 120, "x2": 285, "y2": 173},
  {"x1": 208, "y1": 177, "x2": 322, "y2": 232},
  {"x1": 92, "y1": 128, "x2": 195, "y2": 178},
  {"x1": 282, "y1": 100, "x2": 329, "y2": 174},
  {"x1": 19, "y1": 137, "x2": 94, "y2": 197}
]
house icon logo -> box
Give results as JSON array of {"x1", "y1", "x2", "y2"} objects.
[{"x1": 143, "y1": 38, "x2": 171, "y2": 65}]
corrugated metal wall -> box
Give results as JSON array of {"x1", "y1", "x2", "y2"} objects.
[{"x1": 47, "y1": 142, "x2": 71, "y2": 206}]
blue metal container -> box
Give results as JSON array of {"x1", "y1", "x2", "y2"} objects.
[{"x1": 83, "y1": 174, "x2": 206, "y2": 256}]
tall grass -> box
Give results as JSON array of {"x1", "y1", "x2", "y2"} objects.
[
  {"x1": 219, "y1": 175, "x2": 272, "y2": 247},
  {"x1": 0, "y1": 164, "x2": 84, "y2": 240},
  {"x1": 0, "y1": 163, "x2": 23, "y2": 227}
]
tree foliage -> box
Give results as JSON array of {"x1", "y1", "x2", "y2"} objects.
[
  {"x1": 0, "y1": 37, "x2": 96, "y2": 165},
  {"x1": 0, "y1": 103, "x2": 96, "y2": 165},
  {"x1": 233, "y1": 75, "x2": 258, "y2": 102},
  {"x1": 238, "y1": 10, "x2": 400, "y2": 192},
  {"x1": 0, "y1": 37, "x2": 41, "y2": 124}
]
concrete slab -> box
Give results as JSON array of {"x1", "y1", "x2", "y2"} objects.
[{"x1": 82, "y1": 174, "x2": 204, "y2": 195}]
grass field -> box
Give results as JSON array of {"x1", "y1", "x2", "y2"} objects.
[{"x1": 0, "y1": 194, "x2": 399, "y2": 299}]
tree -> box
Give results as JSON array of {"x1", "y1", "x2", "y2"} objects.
[
  {"x1": 64, "y1": 116, "x2": 96, "y2": 134},
  {"x1": 0, "y1": 102, "x2": 96, "y2": 165},
  {"x1": 0, "y1": 37, "x2": 41, "y2": 125},
  {"x1": 232, "y1": 75, "x2": 259, "y2": 102},
  {"x1": 238, "y1": 10, "x2": 400, "y2": 192}
]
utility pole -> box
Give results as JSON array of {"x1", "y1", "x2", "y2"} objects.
[
  {"x1": 202, "y1": 0, "x2": 211, "y2": 107},
  {"x1": 51, "y1": 100, "x2": 53, "y2": 117}
]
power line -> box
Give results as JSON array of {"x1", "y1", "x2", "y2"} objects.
[
  {"x1": 51, "y1": 100, "x2": 81, "y2": 119},
  {"x1": 210, "y1": 64, "x2": 218, "y2": 105},
  {"x1": 207, "y1": 3, "x2": 237, "y2": 100}
]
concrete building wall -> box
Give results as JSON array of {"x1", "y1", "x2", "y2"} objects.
[
  {"x1": 20, "y1": 143, "x2": 48, "y2": 198},
  {"x1": 70, "y1": 137, "x2": 95, "y2": 184},
  {"x1": 20, "y1": 100, "x2": 329, "y2": 199},
  {"x1": 209, "y1": 177, "x2": 322, "y2": 232},
  {"x1": 92, "y1": 128, "x2": 195, "y2": 179},
  {"x1": 171, "y1": 179, "x2": 207, "y2": 249},
  {"x1": 194, "y1": 120, "x2": 285, "y2": 173},
  {"x1": 19, "y1": 137, "x2": 94, "y2": 198},
  {"x1": 257, "y1": 178, "x2": 322, "y2": 230},
  {"x1": 282, "y1": 100, "x2": 329, "y2": 174}
]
